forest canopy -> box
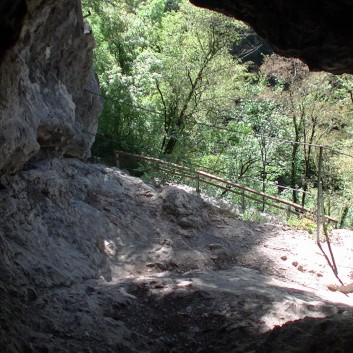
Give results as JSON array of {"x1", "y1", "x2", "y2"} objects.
[{"x1": 82, "y1": 0, "x2": 353, "y2": 228}]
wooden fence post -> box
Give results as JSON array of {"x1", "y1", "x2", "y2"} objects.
[
  {"x1": 316, "y1": 146, "x2": 323, "y2": 243},
  {"x1": 241, "y1": 190, "x2": 245, "y2": 213},
  {"x1": 116, "y1": 152, "x2": 120, "y2": 169},
  {"x1": 196, "y1": 173, "x2": 200, "y2": 193},
  {"x1": 286, "y1": 206, "x2": 291, "y2": 221}
]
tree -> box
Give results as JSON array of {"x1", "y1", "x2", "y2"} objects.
[
  {"x1": 83, "y1": 0, "x2": 249, "y2": 162},
  {"x1": 133, "y1": 0, "x2": 248, "y2": 155},
  {"x1": 83, "y1": 1, "x2": 353, "y2": 226},
  {"x1": 261, "y1": 54, "x2": 348, "y2": 208}
]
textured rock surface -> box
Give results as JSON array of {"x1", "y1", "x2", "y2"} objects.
[
  {"x1": 1, "y1": 158, "x2": 353, "y2": 352},
  {"x1": 191, "y1": 0, "x2": 353, "y2": 74},
  {"x1": 0, "y1": 0, "x2": 103, "y2": 176},
  {"x1": 1, "y1": 1, "x2": 353, "y2": 351}
]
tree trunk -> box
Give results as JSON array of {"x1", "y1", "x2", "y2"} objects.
[
  {"x1": 262, "y1": 175, "x2": 266, "y2": 212},
  {"x1": 290, "y1": 143, "x2": 299, "y2": 205},
  {"x1": 339, "y1": 206, "x2": 349, "y2": 229},
  {"x1": 163, "y1": 135, "x2": 178, "y2": 155}
]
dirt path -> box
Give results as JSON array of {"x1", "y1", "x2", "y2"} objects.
[{"x1": 1, "y1": 158, "x2": 353, "y2": 352}]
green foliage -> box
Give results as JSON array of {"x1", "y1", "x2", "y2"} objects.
[
  {"x1": 83, "y1": 1, "x2": 353, "y2": 229},
  {"x1": 240, "y1": 210, "x2": 267, "y2": 223},
  {"x1": 287, "y1": 217, "x2": 316, "y2": 231},
  {"x1": 86, "y1": 0, "x2": 249, "y2": 159}
]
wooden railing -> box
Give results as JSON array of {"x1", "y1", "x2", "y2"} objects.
[{"x1": 115, "y1": 150, "x2": 338, "y2": 226}]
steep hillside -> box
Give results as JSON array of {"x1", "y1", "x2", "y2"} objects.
[{"x1": 1, "y1": 158, "x2": 353, "y2": 353}]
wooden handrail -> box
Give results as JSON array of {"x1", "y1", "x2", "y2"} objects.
[
  {"x1": 197, "y1": 170, "x2": 315, "y2": 215},
  {"x1": 115, "y1": 150, "x2": 338, "y2": 225}
]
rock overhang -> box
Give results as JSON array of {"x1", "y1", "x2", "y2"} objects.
[{"x1": 190, "y1": 0, "x2": 353, "y2": 74}]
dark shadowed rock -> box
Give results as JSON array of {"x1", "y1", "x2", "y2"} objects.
[
  {"x1": 0, "y1": 0, "x2": 27, "y2": 61},
  {"x1": 190, "y1": 0, "x2": 353, "y2": 74},
  {"x1": 260, "y1": 316, "x2": 353, "y2": 353}
]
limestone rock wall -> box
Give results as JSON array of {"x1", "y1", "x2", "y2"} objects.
[{"x1": 0, "y1": 0, "x2": 103, "y2": 176}]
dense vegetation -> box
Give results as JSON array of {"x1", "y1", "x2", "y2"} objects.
[{"x1": 83, "y1": 0, "x2": 353, "y2": 228}]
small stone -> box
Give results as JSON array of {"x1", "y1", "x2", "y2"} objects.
[
  {"x1": 154, "y1": 283, "x2": 165, "y2": 289},
  {"x1": 316, "y1": 272, "x2": 323, "y2": 277},
  {"x1": 292, "y1": 261, "x2": 298, "y2": 267},
  {"x1": 177, "y1": 280, "x2": 192, "y2": 288},
  {"x1": 280, "y1": 255, "x2": 288, "y2": 261},
  {"x1": 327, "y1": 284, "x2": 338, "y2": 292},
  {"x1": 297, "y1": 265, "x2": 305, "y2": 272},
  {"x1": 156, "y1": 262, "x2": 167, "y2": 271},
  {"x1": 179, "y1": 215, "x2": 202, "y2": 228},
  {"x1": 103, "y1": 240, "x2": 116, "y2": 256},
  {"x1": 86, "y1": 286, "x2": 97, "y2": 293},
  {"x1": 153, "y1": 177, "x2": 161, "y2": 187},
  {"x1": 161, "y1": 238, "x2": 173, "y2": 246},
  {"x1": 208, "y1": 243, "x2": 223, "y2": 251}
]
